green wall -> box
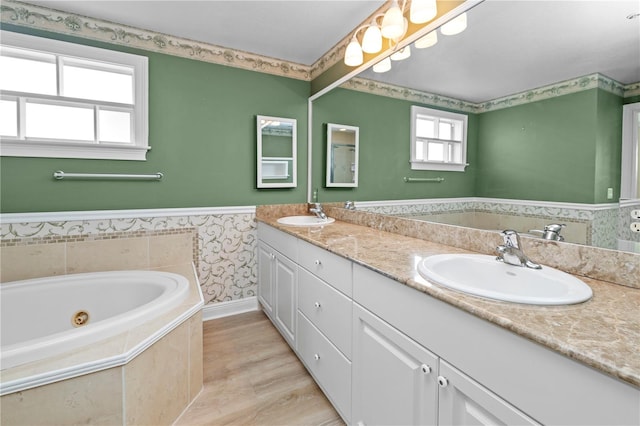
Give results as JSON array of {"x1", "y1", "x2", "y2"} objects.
[
  {"x1": 476, "y1": 89, "x2": 623, "y2": 203},
  {"x1": 312, "y1": 87, "x2": 624, "y2": 205},
  {"x1": 0, "y1": 26, "x2": 309, "y2": 213},
  {"x1": 312, "y1": 88, "x2": 478, "y2": 202}
]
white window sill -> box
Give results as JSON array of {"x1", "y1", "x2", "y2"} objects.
[
  {"x1": 0, "y1": 140, "x2": 149, "y2": 161},
  {"x1": 410, "y1": 161, "x2": 468, "y2": 172}
]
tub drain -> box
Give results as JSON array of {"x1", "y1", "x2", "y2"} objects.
[{"x1": 72, "y1": 310, "x2": 90, "y2": 327}]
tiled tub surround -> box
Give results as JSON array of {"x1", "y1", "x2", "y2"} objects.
[
  {"x1": 256, "y1": 205, "x2": 640, "y2": 388},
  {"x1": 0, "y1": 207, "x2": 257, "y2": 303},
  {"x1": 355, "y1": 198, "x2": 619, "y2": 249},
  {"x1": 1, "y1": 262, "x2": 204, "y2": 425}
]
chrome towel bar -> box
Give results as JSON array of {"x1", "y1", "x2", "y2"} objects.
[
  {"x1": 53, "y1": 171, "x2": 163, "y2": 181},
  {"x1": 403, "y1": 177, "x2": 445, "y2": 183}
]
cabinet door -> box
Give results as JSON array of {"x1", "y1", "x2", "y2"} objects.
[
  {"x1": 352, "y1": 304, "x2": 438, "y2": 426},
  {"x1": 257, "y1": 241, "x2": 274, "y2": 317},
  {"x1": 438, "y1": 360, "x2": 540, "y2": 426},
  {"x1": 274, "y1": 252, "x2": 297, "y2": 347}
]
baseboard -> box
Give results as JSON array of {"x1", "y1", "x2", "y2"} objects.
[{"x1": 202, "y1": 296, "x2": 259, "y2": 321}]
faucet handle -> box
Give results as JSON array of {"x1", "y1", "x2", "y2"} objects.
[
  {"x1": 545, "y1": 223, "x2": 566, "y2": 232},
  {"x1": 500, "y1": 229, "x2": 521, "y2": 248}
]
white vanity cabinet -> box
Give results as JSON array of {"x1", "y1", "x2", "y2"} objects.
[
  {"x1": 296, "y1": 239, "x2": 353, "y2": 421},
  {"x1": 257, "y1": 223, "x2": 298, "y2": 348}
]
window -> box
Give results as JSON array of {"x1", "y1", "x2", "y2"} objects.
[
  {"x1": 0, "y1": 31, "x2": 148, "y2": 160},
  {"x1": 410, "y1": 105, "x2": 468, "y2": 172}
]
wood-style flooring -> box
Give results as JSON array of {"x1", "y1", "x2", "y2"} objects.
[{"x1": 175, "y1": 311, "x2": 344, "y2": 426}]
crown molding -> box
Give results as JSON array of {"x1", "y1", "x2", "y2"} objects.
[
  {"x1": 624, "y1": 82, "x2": 640, "y2": 98},
  {"x1": 0, "y1": 0, "x2": 311, "y2": 81}
]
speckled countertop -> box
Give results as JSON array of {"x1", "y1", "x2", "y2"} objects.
[{"x1": 257, "y1": 213, "x2": 640, "y2": 389}]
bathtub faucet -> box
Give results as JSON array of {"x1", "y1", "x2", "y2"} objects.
[
  {"x1": 496, "y1": 230, "x2": 542, "y2": 269},
  {"x1": 310, "y1": 203, "x2": 327, "y2": 220}
]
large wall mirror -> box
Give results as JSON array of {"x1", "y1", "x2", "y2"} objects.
[
  {"x1": 257, "y1": 115, "x2": 296, "y2": 188},
  {"x1": 326, "y1": 123, "x2": 359, "y2": 187},
  {"x1": 309, "y1": 0, "x2": 640, "y2": 252}
]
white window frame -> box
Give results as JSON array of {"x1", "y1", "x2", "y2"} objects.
[
  {"x1": 0, "y1": 31, "x2": 149, "y2": 161},
  {"x1": 410, "y1": 105, "x2": 468, "y2": 172}
]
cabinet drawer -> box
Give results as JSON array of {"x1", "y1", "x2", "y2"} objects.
[
  {"x1": 257, "y1": 222, "x2": 297, "y2": 261},
  {"x1": 298, "y1": 239, "x2": 352, "y2": 296},
  {"x1": 297, "y1": 312, "x2": 351, "y2": 422},
  {"x1": 298, "y1": 268, "x2": 352, "y2": 359}
]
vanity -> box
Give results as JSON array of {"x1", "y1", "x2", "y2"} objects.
[{"x1": 256, "y1": 209, "x2": 639, "y2": 426}]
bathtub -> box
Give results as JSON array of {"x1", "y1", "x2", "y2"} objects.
[{"x1": 1, "y1": 270, "x2": 190, "y2": 370}]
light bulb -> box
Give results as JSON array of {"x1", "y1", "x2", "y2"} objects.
[
  {"x1": 441, "y1": 12, "x2": 467, "y2": 35},
  {"x1": 373, "y1": 57, "x2": 391, "y2": 73},
  {"x1": 390, "y1": 45, "x2": 411, "y2": 61},
  {"x1": 415, "y1": 30, "x2": 438, "y2": 49},
  {"x1": 410, "y1": 0, "x2": 437, "y2": 24},
  {"x1": 362, "y1": 23, "x2": 382, "y2": 53},
  {"x1": 344, "y1": 36, "x2": 363, "y2": 66},
  {"x1": 381, "y1": 0, "x2": 404, "y2": 39}
]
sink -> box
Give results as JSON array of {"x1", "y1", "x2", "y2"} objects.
[
  {"x1": 417, "y1": 254, "x2": 592, "y2": 305},
  {"x1": 277, "y1": 215, "x2": 335, "y2": 227}
]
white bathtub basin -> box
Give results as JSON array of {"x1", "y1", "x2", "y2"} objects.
[
  {"x1": 277, "y1": 215, "x2": 335, "y2": 226},
  {"x1": 417, "y1": 254, "x2": 592, "y2": 305}
]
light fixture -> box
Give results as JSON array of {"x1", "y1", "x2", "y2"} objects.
[
  {"x1": 415, "y1": 30, "x2": 438, "y2": 49},
  {"x1": 373, "y1": 57, "x2": 391, "y2": 73},
  {"x1": 361, "y1": 20, "x2": 382, "y2": 53},
  {"x1": 381, "y1": 0, "x2": 405, "y2": 39},
  {"x1": 410, "y1": 0, "x2": 437, "y2": 24},
  {"x1": 344, "y1": 35, "x2": 364, "y2": 66},
  {"x1": 390, "y1": 45, "x2": 411, "y2": 61},
  {"x1": 440, "y1": 12, "x2": 467, "y2": 35}
]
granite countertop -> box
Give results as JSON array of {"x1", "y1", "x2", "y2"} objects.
[{"x1": 257, "y1": 215, "x2": 640, "y2": 388}]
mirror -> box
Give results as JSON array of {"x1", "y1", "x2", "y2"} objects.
[
  {"x1": 326, "y1": 123, "x2": 359, "y2": 187},
  {"x1": 310, "y1": 0, "x2": 640, "y2": 252},
  {"x1": 621, "y1": 102, "x2": 640, "y2": 199},
  {"x1": 257, "y1": 115, "x2": 296, "y2": 188}
]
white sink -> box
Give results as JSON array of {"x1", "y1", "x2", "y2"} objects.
[
  {"x1": 277, "y1": 215, "x2": 335, "y2": 227},
  {"x1": 417, "y1": 254, "x2": 592, "y2": 305}
]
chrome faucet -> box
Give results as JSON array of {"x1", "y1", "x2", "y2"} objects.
[
  {"x1": 496, "y1": 230, "x2": 541, "y2": 269},
  {"x1": 529, "y1": 223, "x2": 566, "y2": 241},
  {"x1": 309, "y1": 203, "x2": 327, "y2": 220},
  {"x1": 344, "y1": 201, "x2": 356, "y2": 210}
]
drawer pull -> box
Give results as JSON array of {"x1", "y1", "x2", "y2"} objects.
[
  {"x1": 421, "y1": 364, "x2": 431, "y2": 374},
  {"x1": 437, "y1": 376, "x2": 449, "y2": 387},
  {"x1": 314, "y1": 353, "x2": 321, "y2": 361},
  {"x1": 314, "y1": 259, "x2": 322, "y2": 266},
  {"x1": 314, "y1": 302, "x2": 321, "y2": 308}
]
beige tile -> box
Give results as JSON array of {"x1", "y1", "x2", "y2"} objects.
[
  {"x1": 0, "y1": 243, "x2": 66, "y2": 282},
  {"x1": 124, "y1": 319, "x2": 189, "y2": 425},
  {"x1": 66, "y1": 237, "x2": 148, "y2": 274},
  {"x1": 149, "y1": 233, "x2": 193, "y2": 268},
  {"x1": 0, "y1": 367, "x2": 123, "y2": 425},
  {"x1": 189, "y1": 311, "x2": 204, "y2": 402}
]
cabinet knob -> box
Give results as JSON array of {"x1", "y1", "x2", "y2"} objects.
[
  {"x1": 314, "y1": 259, "x2": 322, "y2": 266},
  {"x1": 270, "y1": 253, "x2": 275, "y2": 260},
  {"x1": 437, "y1": 376, "x2": 449, "y2": 388},
  {"x1": 421, "y1": 364, "x2": 431, "y2": 374},
  {"x1": 314, "y1": 302, "x2": 321, "y2": 308},
  {"x1": 314, "y1": 353, "x2": 320, "y2": 361}
]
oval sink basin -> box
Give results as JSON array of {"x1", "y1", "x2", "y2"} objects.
[
  {"x1": 277, "y1": 215, "x2": 335, "y2": 227},
  {"x1": 417, "y1": 254, "x2": 592, "y2": 305}
]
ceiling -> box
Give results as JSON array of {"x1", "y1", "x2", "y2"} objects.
[{"x1": 21, "y1": 1, "x2": 640, "y2": 102}]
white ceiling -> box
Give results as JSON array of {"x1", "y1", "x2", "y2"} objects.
[
  {"x1": 24, "y1": 0, "x2": 384, "y2": 65},
  {"x1": 21, "y1": 0, "x2": 640, "y2": 102}
]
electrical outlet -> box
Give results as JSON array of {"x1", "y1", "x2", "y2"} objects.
[
  {"x1": 632, "y1": 210, "x2": 640, "y2": 219},
  {"x1": 631, "y1": 223, "x2": 640, "y2": 233}
]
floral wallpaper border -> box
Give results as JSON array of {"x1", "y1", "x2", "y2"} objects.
[
  {"x1": 343, "y1": 74, "x2": 632, "y2": 114},
  {"x1": 0, "y1": 0, "x2": 311, "y2": 81},
  {"x1": 1, "y1": 211, "x2": 257, "y2": 304},
  {"x1": 359, "y1": 198, "x2": 619, "y2": 249}
]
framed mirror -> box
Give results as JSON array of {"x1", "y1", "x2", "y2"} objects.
[
  {"x1": 257, "y1": 115, "x2": 296, "y2": 188},
  {"x1": 326, "y1": 123, "x2": 359, "y2": 188}
]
